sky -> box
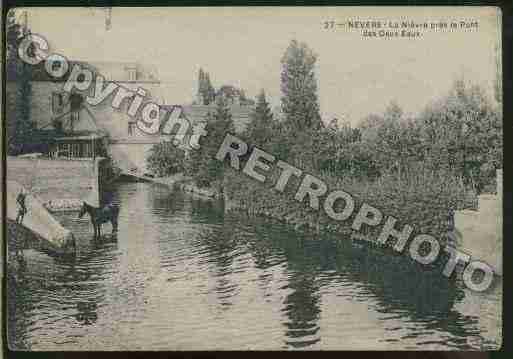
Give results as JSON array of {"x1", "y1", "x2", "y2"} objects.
[{"x1": 16, "y1": 7, "x2": 501, "y2": 125}]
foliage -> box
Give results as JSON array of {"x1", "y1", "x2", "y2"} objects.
[
  {"x1": 186, "y1": 97, "x2": 235, "y2": 187},
  {"x1": 350, "y1": 80, "x2": 502, "y2": 193},
  {"x1": 242, "y1": 90, "x2": 274, "y2": 148},
  {"x1": 281, "y1": 39, "x2": 323, "y2": 132},
  {"x1": 147, "y1": 142, "x2": 186, "y2": 177},
  {"x1": 197, "y1": 68, "x2": 216, "y2": 105},
  {"x1": 216, "y1": 85, "x2": 255, "y2": 106},
  {"x1": 225, "y1": 160, "x2": 466, "y2": 241},
  {"x1": 6, "y1": 10, "x2": 34, "y2": 155},
  {"x1": 356, "y1": 102, "x2": 423, "y2": 179},
  {"x1": 310, "y1": 119, "x2": 380, "y2": 178},
  {"x1": 416, "y1": 78, "x2": 502, "y2": 193},
  {"x1": 196, "y1": 69, "x2": 254, "y2": 106},
  {"x1": 219, "y1": 40, "x2": 502, "y2": 241},
  {"x1": 188, "y1": 39, "x2": 500, "y2": 239}
]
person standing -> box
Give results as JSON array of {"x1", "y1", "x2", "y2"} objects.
[{"x1": 16, "y1": 189, "x2": 27, "y2": 225}]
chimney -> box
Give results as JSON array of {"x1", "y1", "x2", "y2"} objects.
[{"x1": 126, "y1": 66, "x2": 137, "y2": 81}]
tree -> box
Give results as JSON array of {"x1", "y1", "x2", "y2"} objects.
[
  {"x1": 197, "y1": 68, "x2": 205, "y2": 101},
  {"x1": 357, "y1": 101, "x2": 425, "y2": 179},
  {"x1": 6, "y1": 10, "x2": 34, "y2": 155},
  {"x1": 147, "y1": 142, "x2": 186, "y2": 177},
  {"x1": 215, "y1": 85, "x2": 254, "y2": 106},
  {"x1": 187, "y1": 96, "x2": 235, "y2": 187},
  {"x1": 377, "y1": 101, "x2": 406, "y2": 175},
  {"x1": 216, "y1": 85, "x2": 238, "y2": 102},
  {"x1": 280, "y1": 40, "x2": 322, "y2": 132},
  {"x1": 243, "y1": 90, "x2": 274, "y2": 148},
  {"x1": 197, "y1": 68, "x2": 215, "y2": 105},
  {"x1": 417, "y1": 78, "x2": 502, "y2": 192},
  {"x1": 204, "y1": 72, "x2": 215, "y2": 105},
  {"x1": 313, "y1": 118, "x2": 370, "y2": 176}
]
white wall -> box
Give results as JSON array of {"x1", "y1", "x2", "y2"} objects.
[
  {"x1": 454, "y1": 169, "x2": 502, "y2": 275},
  {"x1": 109, "y1": 143, "x2": 154, "y2": 173}
]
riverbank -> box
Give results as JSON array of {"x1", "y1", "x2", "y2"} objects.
[
  {"x1": 222, "y1": 166, "x2": 467, "y2": 244},
  {"x1": 154, "y1": 167, "x2": 501, "y2": 273},
  {"x1": 145, "y1": 173, "x2": 222, "y2": 199},
  {"x1": 8, "y1": 180, "x2": 498, "y2": 350}
]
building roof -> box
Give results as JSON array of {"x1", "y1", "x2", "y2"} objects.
[
  {"x1": 161, "y1": 104, "x2": 254, "y2": 134},
  {"x1": 25, "y1": 60, "x2": 159, "y2": 83},
  {"x1": 84, "y1": 61, "x2": 160, "y2": 83}
]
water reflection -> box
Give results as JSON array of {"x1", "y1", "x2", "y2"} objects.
[
  {"x1": 8, "y1": 215, "x2": 119, "y2": 349},
  {"x1": 183, "y1": 197, "x2": 482, "y2": 349},
  {"x1": 7, "y1": 181, "x2": 500, "y2": 350},
  {"x1": 75, "y1": 301, "x2": 98, "y2": 325}
]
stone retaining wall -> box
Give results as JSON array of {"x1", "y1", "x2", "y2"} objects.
[
  {"x1": 6, "y1": 156, "x2": 104, "y2": 210},
  {"x1": 6, "y1": 181, "x2": 76, "y2": 254}
]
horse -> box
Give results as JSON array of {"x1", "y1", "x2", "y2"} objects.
[{"x1": 78, "y1": 202, "x2": 119, "y2": 239}]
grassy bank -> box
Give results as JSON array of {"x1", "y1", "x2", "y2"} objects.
[{"x1": 223, "y1": 164, "x2": 470, "y2": 246}]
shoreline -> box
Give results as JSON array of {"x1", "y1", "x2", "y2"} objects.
[{"x1": 145, "y1": 173, "x2": 222, "y2": 200}]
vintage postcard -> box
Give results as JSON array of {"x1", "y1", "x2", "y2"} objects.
[{"x1": 4, "y1": 6, "x2": 502, "y2": 350}]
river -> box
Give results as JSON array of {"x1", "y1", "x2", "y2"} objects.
[{"x1": 7, "y1": 181, "x2": 502, "y2": 350}]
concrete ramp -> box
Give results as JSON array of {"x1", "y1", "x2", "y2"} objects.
[
  {"x1": 454, "y1": 170, "x2": 503, "y2": 276},
  {"x1": 6, "y1": 180, "x2": 76, "y2": 254},
  {"x1": 454, "y1": 195, "x2": 502, "y2": 276}
]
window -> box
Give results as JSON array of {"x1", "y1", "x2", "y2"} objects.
[
  {"x1": 52, "y1": 61, "x2": 62, "y2": 72},
  {"x1": 70, "y1": 111, "x2": 79, "y2": 130},
  {"x1": 128, "y1": 121, "x2": 136, "y2": 136},
  {"x1": 52, "y1": 92, "x2": 64, "y2": 114},
  {"x1": 127, "y1": 68, "x2": 137, "y2": 81},
  {"x1": 69, "y1": 93, "x2": 83, "y2": 111}
]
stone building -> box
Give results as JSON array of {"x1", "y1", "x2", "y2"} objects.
[
  {"x1": 20, "y1": 60, "x2": 162, "y2": 170},
  {"x1": 13, "y1": 59, "x2": 255, "y2": 174}
]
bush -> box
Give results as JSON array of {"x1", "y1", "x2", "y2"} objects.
[
  {"x1": 224, "y1": 160, "x2": 467, "y2": 244},
  {"x1": 185, "y1": 97, "x2": 235, "y2": 188},
  {"x1": 147, "y1": 142, "x2": 185, "y2": 177}
]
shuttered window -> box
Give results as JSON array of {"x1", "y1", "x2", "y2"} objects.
[{"x1": 52, "y1": 92, "x2": 64, "y2": 114}]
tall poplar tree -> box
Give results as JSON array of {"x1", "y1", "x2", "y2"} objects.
[
  {"x1": 280, "y1": 40, "x2": 322, "y2": 133},
  {"x1": 197, "y1": 69, "x2": 216, "y2": 105},
  {"x1": 204, "y1": 72, "x2": 215, "y2": 105},
  {"x1": 197, "y1": 68, "x2": 206, "y2": 104}
]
